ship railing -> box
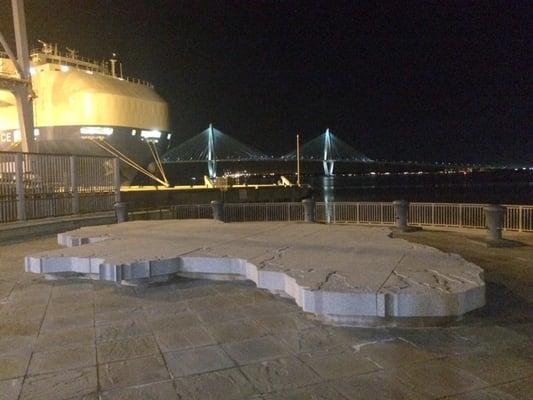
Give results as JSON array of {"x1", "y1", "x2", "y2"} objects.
[
  {"x1": 29, "y1": 49, "x2": 154, "y2": 88},
  {"x1": 0, "y1": 151, "x2": 118, "y2": 223},
  {"x1": 127, "y1": 201, "x2": 533, "y2": 232}
]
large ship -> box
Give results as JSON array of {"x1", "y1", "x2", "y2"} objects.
[{"x1": 0, "y1": 41, "x2": 170, "y2": 183}]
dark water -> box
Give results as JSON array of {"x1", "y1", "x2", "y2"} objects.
[{"x1": 307, "y1": 172, "x2": 533, "y2": 204}]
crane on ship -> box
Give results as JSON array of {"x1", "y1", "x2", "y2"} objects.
[{"x1": 0, "y1": 0, "x2": 35, "y2": 153}]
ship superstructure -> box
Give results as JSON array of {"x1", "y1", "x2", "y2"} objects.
[{"x1": 0, "y1": 41, "x2": 171, "y2": 183}]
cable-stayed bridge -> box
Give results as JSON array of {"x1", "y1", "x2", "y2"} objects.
[
  {"x1": 162, "y1": 124, "x2": 270, "y2": 178},
  {"x1": 161, "y1": 125, "x2": 371, "y2": 178},
  {"x1": 281, "y1": 129, "x2": 372, "y2": 176}
]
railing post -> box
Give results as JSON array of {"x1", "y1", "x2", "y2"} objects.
[
  {"x1": 15, "y1": 152, "x2": 26, "y2": 221},
  {"x1": 113, "y1": 158, "x2": 121, "y2": 203},
  {"x1": 302, "y1": 198, "x2": 315, "y2": 223},
  {"x1": 519, "y1": 206, "x2": 523, "y2": 232},
  {"x1": 484, "y1": 204, "x2": 506, "y2": 242},
  {"x1": 70, "y1": 156, "x2": 80, "y2": 214},
  {"x1": 459, "y1": 204, "x2": 463, "y2": 228},
  {"x1": 211, "y1": 200, "x2": 224, "y2": 222}
]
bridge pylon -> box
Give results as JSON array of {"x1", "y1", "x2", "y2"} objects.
[
  {"x1": 207, "y1": 123, "x2": 217, "y2": 178},
  {"x1": 323, "y1": 129, "x2": 334, "y2": 176}
]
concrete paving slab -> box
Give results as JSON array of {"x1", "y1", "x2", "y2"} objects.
[
  {"x1": 96, "y1": 335, "x2": 159, "y2": 364},
  {"x1": 24, "y1": 220, "x2": 486, "y2": 325},
  {"x1": 97, "y1": 354, "x2": 170, "y2": 391},
  {"x1": 276, "y1": 327, "x2": 341, "y2": 354},
  {"x1": 28, "y1": 344, "x2": 96, "y2": 375},
  {"x1": 100, "y1": 381, "x2": 180, "y2": 400},
  {"x1": 497, "y1": 376, "x2": 533, "y2": 400},
  {"x1": 444, "y1": 387, "x2": 519, "y2": 400},
  {"x1": 173, "y1": 367, "x2": 257, "y2": 399},
  {"x1": 262, "y1": 384, "x2": 344, "y2": 400},
  {"x1": 240, "y1": 356, "x2": 321, "y2": 393},
  {"x1": 19, "y1": 366, "x2": 97, "y2": 400},
  {"x1": 0, "y1": 349, "x2": 32, "y2": 380},
  {"x1": 95, "y1": 319, "x2": 151, "y2": 342},
  {"x1": 348, "y1": 338, "x2": 437, "y2": 369},
  {"x1": 154, "y1": 326, "x2": 215, "y2": 352},
  {"x1": 34, "y1": 326, "x2": 95, "y2": 352},
  {"x1": 163, "y1": 345, "x2": 235, "y2": 377},
  {"x1": 334, "y1": 369, "x2": 430, "y2": 400},
  {"x1": 208, "y1": 318, "x2": 269, "y2": 343},
  {"x1": 222, "y1": 336, "x2": 289, "y2": 365},
  {"x1": 0, "y1": 377, "x2": 23, "y2": 400},
  {"x1": 298, "y1": 346, "x2": 381, "y2": 379},
  {"x1": 394, "y1": 358, "x2": 491, "y2": 398}
]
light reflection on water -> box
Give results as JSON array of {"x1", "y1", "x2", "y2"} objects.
[{"x1": 309, "y1": 174, "x2": 533, "y2": 204}]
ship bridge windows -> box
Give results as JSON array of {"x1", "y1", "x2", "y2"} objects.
[
  {"x1": 80, "y1": 126, "x2": 113, "y2": 138},
  {"x1": 140, "y1": 130, "x2": 161, "y2": 140}
]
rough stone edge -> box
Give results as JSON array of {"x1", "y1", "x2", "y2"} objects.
[
  {"x1": 24, "y1": 230, "x2": 486, "y2": 323},
  {"x1": 0, "y1": 213, "x2": 116, "y2": 244}
]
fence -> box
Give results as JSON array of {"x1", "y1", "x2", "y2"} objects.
[
  {"x1": 167, "y1": 201, "x2": 533, "y2": 232},
  {"x1": 0, "y1": 152, "x2": 119, "y2": 223}
]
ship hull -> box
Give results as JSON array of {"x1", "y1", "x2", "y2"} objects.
[
  {"x1": 0, "y1": 125, "x2": 170, "y2": 184},
  {"x1": 0, "y1": 52, "x2": 170, "y2": 184}
]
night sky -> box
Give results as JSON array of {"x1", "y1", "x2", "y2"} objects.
[{"x1": 1, "y1": 1, "x2": 531, "y2": 163}]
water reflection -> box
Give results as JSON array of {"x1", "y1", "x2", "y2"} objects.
[
  {"x1": 321, "y1": 176, "x2": 335, "y2": 223},
  {"x1": 309, "y1": 174, "x2": 532, "y2": 204}
]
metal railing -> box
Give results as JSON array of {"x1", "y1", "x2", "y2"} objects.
[
  {"x1": 168, "y1": 201, "x2": 533, "y2": 232},
  {"x1": 224, "y1": 202, "x2": 304, "y2": 222},
  {"x1": 1, "y1": 152, "x2": 119, "y2": 223}
]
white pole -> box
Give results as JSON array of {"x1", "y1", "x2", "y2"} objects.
[{"x1": 296, "y1": 133, "x2": 301, "y2": 187}]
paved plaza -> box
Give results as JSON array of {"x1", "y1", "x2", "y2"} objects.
[{"x1": 0, "y1": 230, "x2": 531, "y2": 399}]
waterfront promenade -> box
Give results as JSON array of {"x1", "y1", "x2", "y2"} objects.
[{"x1": 0, "y1": 224, "x2": 531, "y2": 399}]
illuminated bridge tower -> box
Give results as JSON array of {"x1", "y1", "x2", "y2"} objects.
[
  {"x1": 161, "y1": 124, "x2": 269, "y2": 178},
  {"x1": 323, "y1": 128, "x2": 335, "y2": 176},
  {"x1": 281, "y1": 128, "x2": 372, "y2": 177},
  {"x1": 207, "y1": 124, "x2": 217, "y2": 179}
]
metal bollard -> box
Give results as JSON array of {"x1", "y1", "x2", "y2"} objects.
[
  {"x1": 393, "y1": 200, "x2": 409, "y2": 231},
  {"x1": 211, "y1": 200, "x2": 224, "y2": 222},
  {"x1": 114, "y1": 202, "x2": 128, "y2": 223},
  {"x1": 484, "y1": 204, "x2": 505, "y2": 241},
  {"x1": 302, "y1": 198, "x2": 315, "y2": 223}
]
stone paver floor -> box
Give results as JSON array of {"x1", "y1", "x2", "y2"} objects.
[{"x1": 0, "y1": 236, "x2": 531, "y2": 400}]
